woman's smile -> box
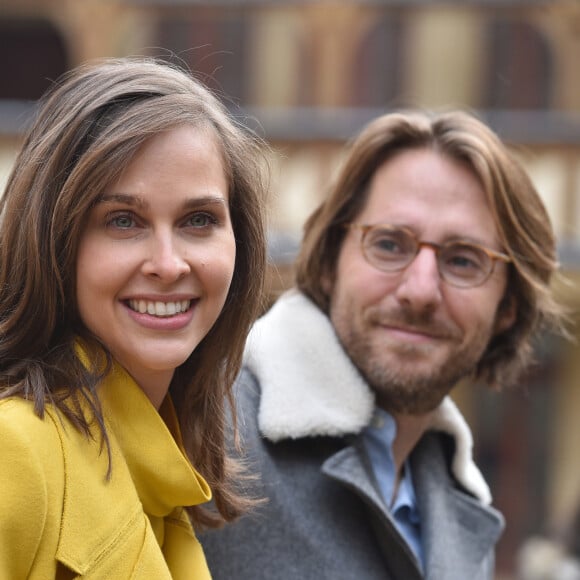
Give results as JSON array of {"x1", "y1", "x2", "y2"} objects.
[
  {"x1": 122, "y1": 296, "x2": 198, "y2": 331},
  {"x1": 126, "y1": 298, "x2": 193, "y2": 317}
]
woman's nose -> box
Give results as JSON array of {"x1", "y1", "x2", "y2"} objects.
[{"x1": 141, "y1": 232, "x2": 191, "y2": 282}]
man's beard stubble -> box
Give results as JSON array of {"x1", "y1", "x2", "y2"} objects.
[{"x1": 339, "y1": 306, "x2": 494, "y2": 415}]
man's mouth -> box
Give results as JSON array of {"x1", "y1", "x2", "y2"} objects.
[
  {"x1": 384, "y1": 324, "x2": 443, "y2": 339},
  {"x1": 374, "y1": 316, "x2": 458, "y2": 341}
]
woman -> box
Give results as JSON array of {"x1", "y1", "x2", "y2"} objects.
[{"x1": 0, "y1": 57, "x2": 268, "y2": 578}]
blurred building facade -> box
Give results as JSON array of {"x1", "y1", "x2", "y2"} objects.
[{"x1": 1, "y1": 0, "x2": 579, "y2": 576}]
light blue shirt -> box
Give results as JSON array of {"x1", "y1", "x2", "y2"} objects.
[{"x1": 362, "y1": 408, "x2": 424, "y2": 571}]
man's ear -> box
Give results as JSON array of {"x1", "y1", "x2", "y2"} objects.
[
  {"x1": 494, "y1": 293, "x2": 517, "y2": 335},
  {"x1": 320, "y1": 265, "x2": 336, "y2": 300},
  {"x1": 321, "y1": 273, "x2": 332, "y2": 297}
]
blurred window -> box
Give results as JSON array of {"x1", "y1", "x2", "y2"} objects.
[
  {"x1": 0, "y1": 18, "x2": 68, "y2": 100},
  {"x1": 153, "y1": 10, "x2": 249, "y2": 105},
  {"x1": 484, "y1": 19, "x2": 553, "y2": 109},
  {"x1": 352, "y1": 13, "x2": 405, "y2": 107}
]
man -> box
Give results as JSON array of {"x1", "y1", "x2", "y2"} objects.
[{"x1": 200, "y1": 111, "x2": 564, "y2": 579}]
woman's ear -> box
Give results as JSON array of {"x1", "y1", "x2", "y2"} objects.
[{"x1": 494, "y1": 293, "x2": 517, "y2": 335}]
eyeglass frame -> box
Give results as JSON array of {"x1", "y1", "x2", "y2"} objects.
[{"x1": 344, "y1": 222, "x2": 512, "y2": 288}]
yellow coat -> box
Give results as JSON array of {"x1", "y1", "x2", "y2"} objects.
[{"x1": 0, "y1": 363, "x2": 212, "y2": 579}]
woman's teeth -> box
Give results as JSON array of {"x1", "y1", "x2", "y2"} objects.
[{"x1": 128, "y1": 300, "x2": 191, "y2": 317}]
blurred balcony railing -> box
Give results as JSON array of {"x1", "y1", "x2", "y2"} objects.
[{"x1": 3, "y1": 101, "x2": 579, "y2": 144}]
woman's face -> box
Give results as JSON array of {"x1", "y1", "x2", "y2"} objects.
[{"x1": 76, "y1": 125, "x2": 236, "y2": 408}]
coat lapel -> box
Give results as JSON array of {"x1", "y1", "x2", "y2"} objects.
[
  {"x1": 413, "y1": 434, "x2": 504, "y2": 579},
  {"x1": 322, "y1": 442, "x2": 424, "y2": 579},
  {"x1": 54, "y1": 409, "x2": 144, "y2": 575},
  {"x1": 321, "y1": 434, "x2": 504, "y2": 580}
]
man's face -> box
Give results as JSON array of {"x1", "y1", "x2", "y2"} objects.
[{"x1": 327, "y1": 147, "x2": 515, "y2": 415}]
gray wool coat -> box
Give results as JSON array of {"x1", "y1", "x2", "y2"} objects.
[{"x1": 200, "y1": 291, "x2": 505, "y2": 580}]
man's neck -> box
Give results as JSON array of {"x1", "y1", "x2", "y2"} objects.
[{"x1": 388, "y1": 410, "x2": 434, "y2": 504}]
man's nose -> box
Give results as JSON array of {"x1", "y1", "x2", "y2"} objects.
[{"x1": 394, "y1": 247, "x2": 443, "y2": 311}]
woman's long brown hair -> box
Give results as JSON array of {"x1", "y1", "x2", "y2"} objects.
[{"x1": 0, "y1": 57, "x2": 269, "y2": 528}]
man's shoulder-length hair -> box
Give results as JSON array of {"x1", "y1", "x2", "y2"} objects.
[{"x1": 295, "y1": 109, "x2": 567, "y2": 389}]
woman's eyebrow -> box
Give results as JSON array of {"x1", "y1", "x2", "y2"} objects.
[
  {"x1": 98, "y1": 193, "x2": 228, "y2": 210},
  {"x1": 98, "y1": 193, "x2": 147, "y2": 208},
  {"x1": 182, "y1": 196, "x2": 228, "y2": 209}
]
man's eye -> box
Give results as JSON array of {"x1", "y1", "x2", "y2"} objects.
[
  {"x1": 449, "y1": 255, "x2": 478, "y2": 269},
  {"x1": 374, "y1": 237, "x2": 401, "y2": 253},
  {"x1": 370, "y1": 230, "x2": 412, "y2": 256},
  {"x1": 445, "y1": 247, "x2": 485, "y2": 271}
]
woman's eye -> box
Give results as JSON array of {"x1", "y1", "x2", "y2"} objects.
[
  {"x1": 188, "y1": 213, "x2": 217, "y2": 228},
  {"x1": 108, "y1": 213, "x2": 136, "y2": 229}
]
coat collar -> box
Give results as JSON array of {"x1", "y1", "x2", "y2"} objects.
[
  {"x1": 244, "y1": 290, "x2": 492, "y2": 505},
  {"x1": 55, "y1": 361, "x2": 210, "y2": 574},
  {"x1": 98, "y1": 362, "x2": 211, "y2": 517}
]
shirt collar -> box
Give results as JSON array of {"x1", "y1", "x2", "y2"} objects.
[{"x1": 362, "y1": 408, "x2": 419, "y2": 519}]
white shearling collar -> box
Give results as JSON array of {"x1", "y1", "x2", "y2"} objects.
[
  {"x1": 244, "y1": 290, "x2": 492, "y2": 504},
  {"x1": 245, "y1": 290, "x2": 375, "y2": 441}
]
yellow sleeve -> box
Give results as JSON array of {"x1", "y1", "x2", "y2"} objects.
[{"x1": 0, "y1": 402, "x2": 51, "y2": 578}]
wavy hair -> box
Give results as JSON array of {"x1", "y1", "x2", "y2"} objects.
[
  {"x1": 0, "y1": 57, "x2": 268, "y2": 528},
  {"x1": 296, "y1": 110, "x2": 566, "y2": 389}
]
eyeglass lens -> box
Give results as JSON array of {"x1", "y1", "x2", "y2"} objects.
[{"x1": 363, "y1": 226, "x2": 493, "y2": 286}]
